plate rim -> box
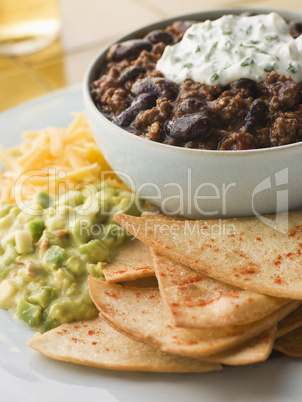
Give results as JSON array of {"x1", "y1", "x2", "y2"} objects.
[
  {"x1": 0, "y1": 83, "x2": 82, "y2": 119},
  {"x1": 1, "y1": 48, "x2": 302, "y2": 402}
]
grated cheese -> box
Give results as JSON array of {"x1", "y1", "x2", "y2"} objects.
[{"x1": 0, "y1": 113, "x2": 118, "y2": 204}]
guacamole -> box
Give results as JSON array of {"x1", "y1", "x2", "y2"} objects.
[{"x1": 0, "y1": 182, "x2": 148, "y2": 332}]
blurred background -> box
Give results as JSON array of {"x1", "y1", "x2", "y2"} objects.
[{"x1": 0, "y1": 0, "x2": 301, "y2": 112}]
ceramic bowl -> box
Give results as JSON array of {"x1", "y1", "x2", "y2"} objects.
[{"x1": 83, "y1": 8, "x2": 302, "y2": 219}]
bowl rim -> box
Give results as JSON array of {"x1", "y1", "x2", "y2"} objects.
[{"x1": 83, "y1": 6, "x2": 302, "y2": 157}]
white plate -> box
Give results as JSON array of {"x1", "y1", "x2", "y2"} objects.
[{"x1": 0, "y1": 86, "x2": 302, "y2": 402}]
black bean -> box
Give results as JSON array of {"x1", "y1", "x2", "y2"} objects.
[
  {"x1": 242, "y1": 99, "x2": 268, "y2": 132},
  {"x1": 230, "y1": 78, "x2": 258, "y2": 97},
  {"x1": 114, "y1": 93, "x2": 157, "y2": 127},
  {"x1": 119, "y1": 66, "x2": 146, "y2": 84},
  {"x1": 107, "y1": 40, "x2": 152, "y2": 62},
  {"x1": 289, "y1": 21, "x2": 302, "y2": 38},
  {"x1": 176, "y1": 98, "x2": 205, "y2": 114},
  {"x1": 131, "y1": 77, "x2": 179, "y2": 100},
  {"x1": 165, "y1": 112, "x2": 210, "y2": 142},
  {"x1": 144, "y1": 29, "x2": 173, "y2": 45},
  {"x1": 172, "y1": 20, "x2": 197, "y2": 33},
  {"x1": 258, "y1": 86, "x2": 269, "y2": 97}
]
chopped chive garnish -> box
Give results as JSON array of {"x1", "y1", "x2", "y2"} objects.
[
  {"x1": 265, "y1": 34, "x2": 278, "y2": 42},
  {"x1": 240, "y1": 25, "x2": 252, "y2": 35},
  {"x1": 224, "y1": 41, "x2": 231, "y2": 51},
  {"x1": 240, "y1": 44, "x2": 269, "y2": 55},
  {"x1": 223, "y1": 61, "x2": 231, "y2": 70},
  {"x1": 287, "y1": 63, "x2": 297, "y2": 74},
  {"x1": 205, "y1": 41, "x2": 218, "y2": 61},
  {"x1": 223, "y1": 29, "x2": 232, "y2": 35},
  {"x1": 182, "y1": 63, "x2": 193, "y2": 69},
  {"x1": 195, "y1": 45, "x2": 201, "y2": 53},
  {"x1": 171, "y1": 56, "x2": 181, "y2": 63},
  {"x1": 241, "y1": 57, "x2": 254, "y2": 67},
  {"x1": 210, "y1": 73, "x2": 219, "y2": 82},
  {"x1": 264, "y1": 64, "x2": 275, "y2": 72},
  {"x1": 187, "y1": 33, "x2": 194, "y2": 39}
]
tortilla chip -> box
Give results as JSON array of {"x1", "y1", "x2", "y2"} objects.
[
  {"x1": 274, "y1": 326, "x2": 302, "y2": 358},
  {"x1": 115, "y1": 213, "x2": 302, "y2": 299},
  {"x1": 104, "y1": 239, "x2": 154, "y2": 283},
  {"x1": 88, "y1": 277, "x2": 300, "y2": 359},
  {"x1": 28, "y1": 317, "x2": 221, "y2": 373},
  {"x1": 276, "y1": 305, "x2": 302, "y2": 338},
  {"x1": 206, "y1": 326, "x2": 276, "y2": 365},
  {"x1": 120, "y1": 276, "x2": 158, "y2": 288},
  {"x1": 152, "y1": 250, "x2": 289, "y2": 328}
]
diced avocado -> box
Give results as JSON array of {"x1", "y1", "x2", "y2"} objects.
[
  {"x1": 28, "y1": 286, "x2": 55, "y2": 309},
  {"x1": 59, "y1": 191, "x2": 85, "y2": 207},
  {"x1": 0, "y1": 181, "x2": 153, "y2": 332},
  {"x1": 101, "y1": 184, "x2": 116, "y2": 200},
  {"x1": 65, "y1": 256, "x2": 84, "y2": 276},
  {"x1": 93, "y1": 202, "x2": 110, "y2": 225},
  {"x1": 44, "y1": 245, "x2": 67, "y2": 268},
  {"x1": 35, "y1": 192, "x2": 52, "y2": 209},
  {"x1": 43, "y1": 294, "x2": 98, "y2": 330},
  {"x1": 113, "y1": 196, "x2": 142, "y2": 216},
  {"x1": 79, "y1": 239, "x2": 109, "y2": 264},
  {"x1": 40, "y1": 230, "x2": 71, "y2": 249},
  {"x1": 2, "y1": 242, "x2": 18, "y2": 266},
  {"x1": 101, "y1": 223, "x2": 127, "y2": 248},
  {"x1": 69, "y1": 219, "x2": 90, "y2": 245},
  {"x1": 52, "y1": 268, "x2": 75, "y2": 293},
  {"x1": 42, "y1": 298, "x2": 77, "y2": 329},
  {"x1": 15, "y1": 231, "x2": 34, "y2": 254},
  {"x1": 26, "y1": 220, "x2": 45, "y2": 243},
  {"x1": 43, "y1": 299, "x2": 68, "y2": 329},
  {"x1": 42, "y1": 307, "x2": 59, "y2": 331},
  {"x1": 16, "y1": 299, "x2": 42, "y2": 327},
  {"x1": 87, "y1": 262, "x2": 106, "y2": 278},
  {"x1": 45, "y1": 212, "x2": 70, "y2": 232}
]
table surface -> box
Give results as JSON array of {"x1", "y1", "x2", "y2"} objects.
[{"x1": 1, "y1": 0, "x2": 302, "y2": 112}]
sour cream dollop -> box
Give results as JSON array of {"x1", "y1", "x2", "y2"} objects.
[{"x1": 156, "y1": 13, "x2": 302, "y2": 86}]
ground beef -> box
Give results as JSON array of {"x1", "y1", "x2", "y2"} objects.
[
  {"x1": 133, "y1": 98, "x2": 172, "y2": 130},
  {"x1": 270, "y1": 115, "x2": 299, "y2": 147},
  {"x1": 259, "y1": 72, "x2": 301, "y2": 113},
  {"x1": 91, "y1": 18, "x2": 302, "y2": 150},
  {"x1": 212, "y1": 89, "x2": 253, "y2": 125}
]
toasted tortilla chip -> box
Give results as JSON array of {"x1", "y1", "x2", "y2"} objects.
[
  {"x1": 206, "y1": 326, "x2": 276, "y2": 365},
  {"x1": 28, "y1": 317, "x2": 221, "y2": 373},
  {"x1": 276, "y1": 305, "x2": 302, "y2": 338},
  {"x1": 115, "y1": 213, "x2": 302, "y2": 299},
  {"x1": 152, "y1": 250, "x2": 289, "y2": 328},
  {"x1": 120, "y1": 276, "x2": 158, "y2": 288},
  {"x1": 274, "y1": 326, "x2": 302, "y2": 358},
  {"x1": 88, "y1": 277, "x2": 299, "y2": 359},
  {"x1": 104, "y1": 239, "x2": 154, "y2": 283}
]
